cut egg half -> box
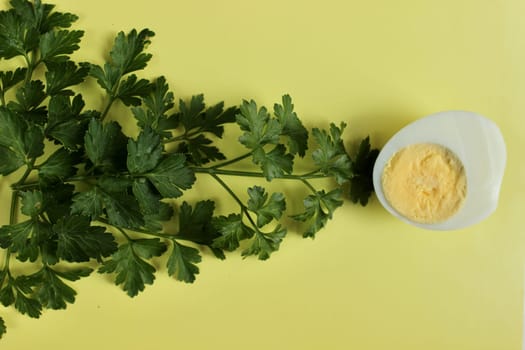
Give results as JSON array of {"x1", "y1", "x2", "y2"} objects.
[{"x1": 372, "y1": 111, "x2": 507, "y2": 230}]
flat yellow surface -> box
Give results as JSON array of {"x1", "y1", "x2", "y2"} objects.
[{"x1": 1, "y1": 0, "x2": 524, "y2": 349}]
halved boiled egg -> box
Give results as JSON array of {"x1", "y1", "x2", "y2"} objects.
[{"x1": 372, "y1": 111, "x2": 506, "y2": 230}]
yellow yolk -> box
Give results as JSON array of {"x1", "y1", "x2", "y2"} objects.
[{"x1": 381, "y1": 143, "x2": 467, "y2": 224}]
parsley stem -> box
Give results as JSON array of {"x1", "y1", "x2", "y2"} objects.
[
  {"x1": 209, "y1": 173, "x2": 243, "y2": 209},
  {"x1": 23, "y1": 54, "x2": 33, "y2": 83},
  {"x1": 300, "y1": 179, "x2": 318, "y2": 195},
  {"x1": 9, "y1": 192, "x2": 18, "y2": 226},
  {"x1": 96, "y1": 217, "x2": 179, "y2": 240},
  {"x1": 0, "y1": 251, "x2": 12, "y2": 284},
  {"x1": 9, "y1": 159, "x2": 37, "y2": 222},
  {"x1": 115, "y1": 226, "x2": 133, "y2": 241},
  {"x1": 192, "y1": 167, "x2": 327, "y2": 180},
  {"x1": 163, "y1": 129, "x2": 204, "y2": 144},
  {"x1": 300, "y1": 169, "x2": 323, "y2": 177},
  {"x1": 208, "y1": 173, "x2": 258, "y2": 229},
  {"x1": 100, "y1": 96, "x2": 116, "y2": 121},
  {"x1": 210, "y1": 152, "x2": 252, "y2": 169},
  {"x1": 4, "y1": 161, "x2": 35, "y2": 278},
  {"x1": 2, "y1": 192, "x2": 20, "y2": 278}
]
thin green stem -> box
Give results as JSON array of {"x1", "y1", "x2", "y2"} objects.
[
  {"x1": 96, "y1": 217, "x2": 178, "y2": 240},
  {"x1": 3, "y1": 192, "x2": 20, "y2": 279},
  {"x1": 163, "y1": 129, "x2": 203, "y2": 144},
  {"x1": 209, "y1": 173, "x2": 244, "y2": 209},
  {"x1": 11, "y1": 172, "x2": 134, "y2": 191},
  {"x1": 100, "y1": 95, "x2": 116, "y2": 121},
  {"x1": 10, "y1": 182, "x2": 39, "y2": 191},
  {"x1": 9, "y1": 192, "x2": 19, "y2": 226},
  {"x1": 2, "y1": 159, "x2": 37, "y2": 280},
  {"x1": 193, "y1": 167, "x2": 327, "y2": 180},
  {"x1": 300, "y1": 169, "x2": 323, "y2": 177},
  {"x1": 19, "y1": 158, "x2": 36, "y2": 184},
  {"x1": 115, "y1": 226, "x2": 133, "y2": 241},
  {"x1": 210, "y1": 152, "x2": 252, "y2": 169},
  {"x1": 1, "y1": 251, "x2": 12, "y2": 280},
  {"x1": 9, "y1": 158, "x2": 37, "y2": 219},
  {"x1": 300, "y1": 179, "x2": 318, "y2": 195},
  {"x1": 209, "y1": 173, "x2": 259, "y2": 230},
  {"x1": 23, "y1": 53, "x2": 33, "y2": 83},
  {"x1": 23, "y1": 50, "x2": 40, "y2": 84}
]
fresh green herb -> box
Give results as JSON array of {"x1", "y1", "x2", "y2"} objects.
[{"x1": 0, "y1": 0, "x2": 379, "y2": 338}]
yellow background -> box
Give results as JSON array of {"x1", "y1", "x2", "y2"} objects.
[{"x1": 1, "y1": 0, "x2": 524, "y2": 349}]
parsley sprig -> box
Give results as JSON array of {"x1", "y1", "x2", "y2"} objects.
[{"x1": 0, "y1": 0, "x2": 379, "y2": 339}]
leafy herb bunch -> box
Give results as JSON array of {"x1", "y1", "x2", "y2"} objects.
[{"x1": 0, "y1": 0, "x2": 379, "y2": 338}]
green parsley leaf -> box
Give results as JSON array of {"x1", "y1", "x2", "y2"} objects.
[
  {"x1": 131, "y1": 180, "x2": 174, "y2": 231},
  {"x1": 145, "y1": 153, "x2": 196, "y2": 198},
  {"x1": 99, "y1": 238, "x2": 167, "y2": 297},
  {"x1": 23, "y1": 122, "x2": 45, "y2": 158},
  {"x1": 212, "y1": 214, "x2": 255, "y2": 251},
  {"x1": 349, "y1": 136, "x2": 380, "y2": 206},
  {"x1": 46, "y1": 94, "x2": 92, "y2": 150},
  {"x1": 242, "y1": 226, "x2": 287, "y2": 260},
  {"x1": 116, "y1": 74, "x2": 152, "y2": 106},
  {"x1": 89, "y1": 63, "x2": 118, "y2": 94},
  {"x1": 173, "y1": 96, "x2": 238, "y2": 165},
  {"x1": 97, "y1": 179, "x2": 145, "y2": 230},
  {"x1": 127, "y1": 127, "x2": 163, "y2": 174},
  {"x1": 274, "y1": 94, "x2": 308, "y2": 157},
  {"x1": 247, "y1": 186, "x2": 286, "y2": 228},
  {"x1": 0, "y1": 146, "x2": 24, "y2": 175},
  {"x1": 110, "y1": 29, "x2": 154, "y2": 75},
  {"x1": 291, "y1": 188, "x2": 344, "y2": 238},
  {"x1": 0, "y1": 219, "x2": 53, "y2": 262},
  {"x1": 84, "y1": 118, "x2": 128, "y2": 171},
  {"x1": 32, "y1": 266, "x2": 91, "y2": 310},
  {"x1": 167, "y1": 241, "x2": 201, "y2": 283},
  {"x1": 70, "y1": 186, "x2": 104, "y2": 221},
  {"x1": 7, "y1": 274, "x2": 42, "y2": 319},
  {"x1": 0, "y1": 106, "x2": 32, "y2": 158},
  {"x1": 0, "y1": 9, "x2": 38, "y2": 59},
  {"x1": 13, "y1": 280, "x2": 42, "y2": 318},
  {"x1": 177, "y1": 134, "x2": 226, "y2": 166},
  {"x1": 41, "y1": 13, "x2": 78, "y2": 32},
  {"x1": 1, "y1": 104, "x2": 46, "y2": 162},
  {"x1": 54, "y1": 215, "x2": 117, "y2": 262},
  {"x1": 236, "y1": 99, "x2": 294, "y2": 179},
  {"x1": 0, "y1": 67, "x2": 27, "y2": 92},
  {"x1": 39, "y1": 147, "x2": 80, "y2": 184},
  {"x1": 0, "y1": 316, "x2": 6, "y2": 339},
  {"x1": 176, "y1": 95, "x2": 237, "y2": 138},
  {"x1": 312, "y1": 122, "x2": 352, "y2": 185},
  {"x1": 41, "y1": 183, "x2": 75, "y2": 223},
  {"x1": 142, "y1": 76, "x2": 175, "y2": 120},
  {"x1": 45, "y1": 61, "x2": 90, "y2": 96},
  {"x1": 10, "y1": 0, "x2": 79, "y2": 33},
  {"x1": 39, "y1": 29, "x2": 83, "y2": 64},
  {"x1": 0, "y1": 270, "x2": 14, "y2": 306},
  {"x1": 177, "y1": 94, "x2": 205, "y2": 128},
  {"x1": 20, "y1": 190, "x2": 43, "y2": 217},
  {"x1": 12, "y1": 80, "x2": 47, "y2": 114},
  {"x1": 237, "y1": 99, "x2": 281, "y2": 149},
  {"x1": 252, "y1": 144, "x2": 294, "y2": 180},
  {"x1": 131, "y1": 76, "x2": 176, "y2": 136},
  {"x1": 175, "y1": 201, "x2": 223, "y2": 259}
]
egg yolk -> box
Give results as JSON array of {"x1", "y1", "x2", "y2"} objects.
[{"x1": 381, "y1": 143, "x2": 467, "y2": 224}]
